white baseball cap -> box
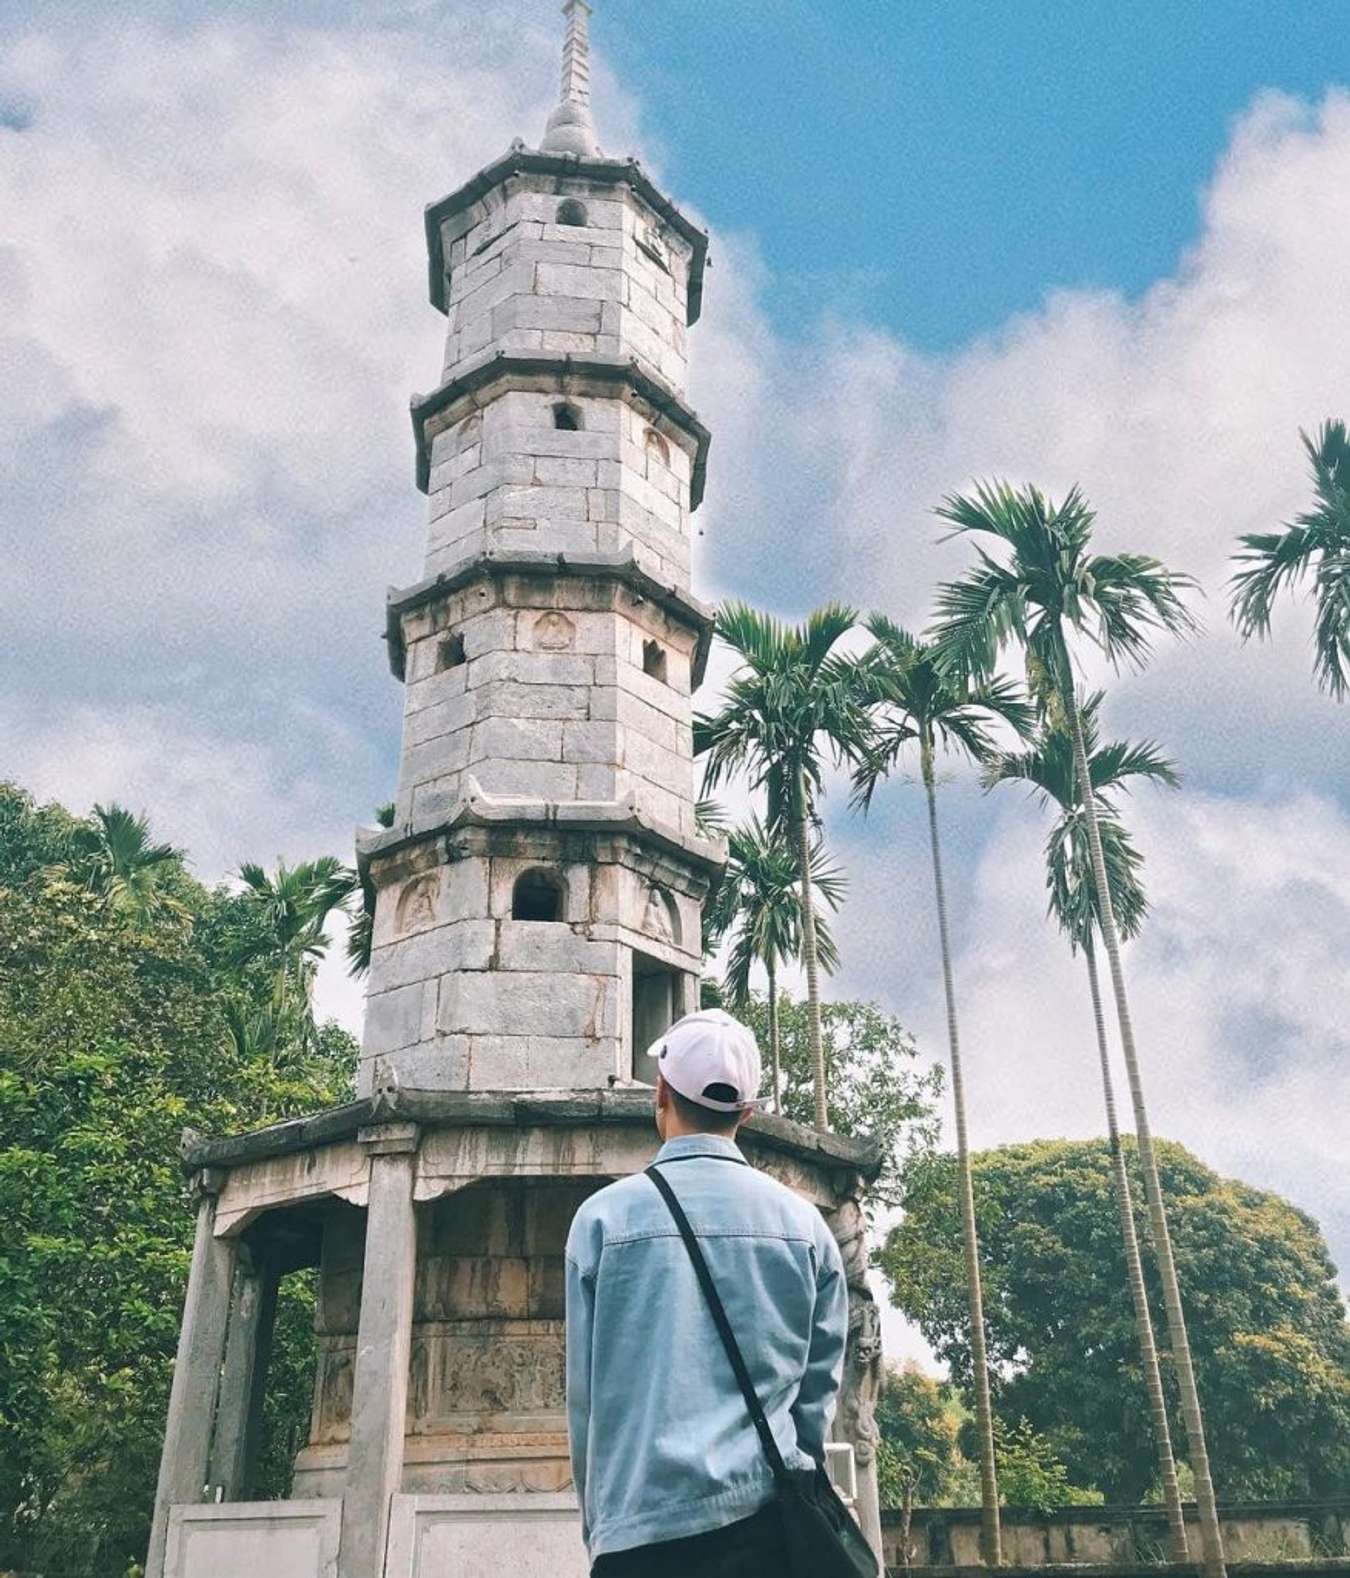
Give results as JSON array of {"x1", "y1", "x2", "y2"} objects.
[{"x1": 648, "y1": 1008, "x2": 763, "y2": 1112}]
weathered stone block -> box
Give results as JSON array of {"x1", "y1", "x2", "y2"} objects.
[
  {"x1": 403, "y1": 693, "x2": 478, "y2": 749},
  {"x1": 363, "y1": 982, "x2": 428, "y2": 1056},
  {"x1": 469, "y1": 650, "x2": 593, "y2": 689},
  {"x1": 364, "y1": 1037, "x2": 470, "y2": 1094},
  {"x1": 474, "y1": 759, "x2": 578, "y2": 801},
  {"x1": 494, "y1": 922, "x2": 615, "y2": 974},
  {"x1": 560, "y1": 721, "x2": 619, "y2": 766},
  {"x1": 472, "y1": 679, "x2": 591, "y2": 722},
  {"x1": 534, "y1": 456, "x2": 599, "y2": 487},
  {"x1": 398, "y1": 732, "x2": 471, "y2": 793},
  {"x1": 496, "y1": 293, "x2": 602, "y2": 333},
  {"x1": 438, "y1": 971, "x2": 608, "y2": 1039},
  {"x1": 484, "y1": 484, "x2": 590, "y2": 526},
  {"x1": 534, "y1": 262, "x2": 623, "y2": 302},
  {"x1": 370, "y1": 920, "x2": 495, "y2": 993},
  {"x1": 469, "y1": 716, "x2": 564, "y2": 763}
]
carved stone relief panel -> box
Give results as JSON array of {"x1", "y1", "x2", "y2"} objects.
[
  {"x1": 532, "y1": 611, "x2": 576, "y2": 651},
  {"x1": 641, "y1": 882, "x2": 680, "y2": 946},
  {"x1": 394, "y1": 872, "x2": 440, "y2": 936},
  {"x1": 409, "y1": 1319, "x2": 566, "y2": 1426},
  {"x1": 312, "y1": 1336, "x2": 356, "y2": 1443}
]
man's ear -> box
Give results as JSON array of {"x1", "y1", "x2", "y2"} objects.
[{"x1": 655, "y1": 1074, "x2": 671, "y2": 1110}]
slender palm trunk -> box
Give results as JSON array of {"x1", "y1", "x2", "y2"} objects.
[
  {"x1": 921, "y1": 736, "x2": 1001, "y2": 1566},
  {"x1": 767, "y1": 957, "x2": 783, "y2": 1115},
  {"x1": 794, "y1": 763, "x2": 828, "y2": 1131},
  {"x1": 1084, "y1": 939, "x2": 1188, "y2": 1559},
  {"x1": 1064, "y1": 685, "x2": 1225, "y2": 1578}
]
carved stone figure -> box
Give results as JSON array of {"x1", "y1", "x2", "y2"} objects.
[
  {"x1": 394, "y1": 872, "x2": 438, "y2": 935},
  {"x1": 641, "y1": 883, "x2": 676, "y2": 944},
  {"x1": 533, "y1": 611, "x2": 575, "y2": 651}
]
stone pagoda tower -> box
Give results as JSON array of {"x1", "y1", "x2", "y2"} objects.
[
  {"x1": 356, "y1": 0, "x2": 717, "y2": 1102},
  {"x1": 144, "y1": 11, "x2": 885, "y2": 1578}
]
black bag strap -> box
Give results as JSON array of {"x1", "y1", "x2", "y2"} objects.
[{"x1": 645, "y1": 1164, "x2": 789, "y2": 1484}]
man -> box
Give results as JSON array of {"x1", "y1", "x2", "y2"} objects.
[{"x1": 565, "y1": 1008, "x2": 849, "y2": 1576}]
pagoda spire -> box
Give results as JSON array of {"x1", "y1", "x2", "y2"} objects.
[{"x1": 541, "y1": 0, "x2": 599, "y2": 156}]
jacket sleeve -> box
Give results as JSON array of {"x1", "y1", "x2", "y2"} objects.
[
  {"x1": 564, "y1": 1216, "x2": 598, "y2": 1546},
  {"x1": 791, "y1": 1224, "x2": 849, "y2": 1464}
]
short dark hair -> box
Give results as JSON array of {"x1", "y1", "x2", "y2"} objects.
[{"x1": 669, "y1": 1084, "x2": 742, "y2": 1136}]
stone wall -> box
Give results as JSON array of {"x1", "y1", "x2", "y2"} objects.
[
  {"x1": 883, "y1": 1501, "x2": 1350, "y2": 1570},
  {"x1": 437, "y1": 173, "x2": 693, "y2": 392},
  {"x1": 392, "y1": 567, "x2": 699, "y2": 832}
]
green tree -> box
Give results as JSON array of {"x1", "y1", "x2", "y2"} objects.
[
  {"x1": 882, "y1": 1140, "x2": 1350, "y2": 1507},
  {"x1": 982, "y1": 694, "x2": 1188, "y2": 1558},
  {"x1": 0, "y1": 785, "x2": 357, "y2": 1577},
  {"x1": 1230, "y1": 419, "x2": 1350, "y2": 697},
  {"x1": 989, "y1": 1418, "x2": 1104, "y2": 1513},
  {"x1": 930, "y1": 481, "x2": 1224, "y2": 1577},
  {"x1": 231, "y1": 856, "x2": 350, "y2": 1045},
  {"x1": 695, "y1": 602, "x2": 874, "y2": 1129},
  {"x1": 702, "y1": 815, "x2": 845, "y2": 1113},
  {"x1": 875, "y1": 1364, "x2": 963, "y2": 1511},
  {"x1": 854, "y1": 615, "x2": 1034, "y2": 1565},
  {"x1": 736, "y1": 993, "x2": 941, "y2": 1210},
  {"x1": 63, "y1": 802, "x2": 189, "y2": 927}
]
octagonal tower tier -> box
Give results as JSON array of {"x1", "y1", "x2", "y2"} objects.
[{"x1": 355, "y1": 77, "x2": 722, "y2": 1100}]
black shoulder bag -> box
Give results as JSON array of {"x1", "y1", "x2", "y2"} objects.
[{"x1": 645, "y1": 1164, "x2": 879, "y2": 1578}]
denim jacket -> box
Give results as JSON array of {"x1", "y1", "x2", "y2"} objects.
[{"x1": 564, "y1": 1134, "x2": 848, "y2": 1558}]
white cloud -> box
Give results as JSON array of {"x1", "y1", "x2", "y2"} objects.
[
  {"x1": 947, "y1": 786, "x2": 1350, "y2": 1273},
  {"x1": 3, "y1": 12, "x2": 1348, "y2": 1309}
]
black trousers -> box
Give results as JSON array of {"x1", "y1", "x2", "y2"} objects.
[{"x1": 591, "y1": 1503, "x2": 789, "y2": 1577}]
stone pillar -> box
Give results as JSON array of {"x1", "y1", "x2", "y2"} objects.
[
  {"x1": 207, "y1": 1247, "x2": 280, "y2": 1499},
  {"x1": 338, "y1": 1123, "x2": 420, "y2": 1578},
  {"x1": 829, "y1": 1189, "x2": 885, "y2": 1561},
  {"x1": 145, "y1": 1168, "x2": 237, "y2": 1578}
]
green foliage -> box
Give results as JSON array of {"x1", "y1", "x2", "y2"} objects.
[
  {"x1": 1230, "y1": 419, "x2": 1350, "y2": 698},
  {"x1": 881, "y1": 1138, "x2": 1350, "y2": 1503},
  {"x1": 852, "y1": 614, "x2": 1035, "y2": 811},
  {"x1": 702, "y1": 816, "x2": 844, "y2": 1003},
  {"x1": 695, "y1": 600, "x2": 873, "y2": 833},
  {"x1": 874, "y1": 1364, "x2": 963, "y2": 1508},
  {"x1": 989, "y1": 1417, "x2": 1104, "y2": 1512},
  {"x1": 0, "y1": 783, "x2": 357, "y2": 1577},
  {"x1": 736, "y1": 993, "x2": 941, "y2": 1208},
  {"x1": 981, "y1": 692, "x2": 1178, "y2": 951},
  {"x1": 875, "y1": 1367, "x2": 1100, "y2": 1512},
  {"x1": 929, "y1": 480, "x2": 1198, "y2": 708}
]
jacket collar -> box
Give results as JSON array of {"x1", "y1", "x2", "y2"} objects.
[{"x1": 654, "y1": 1134, "x2": 748, "y2": 1165}]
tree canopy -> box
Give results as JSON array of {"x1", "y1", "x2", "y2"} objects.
[
  {"x1": 881, "y1": 1139, "x2": 1350, "y2": 1503},
  {"x1": 729, "y1": 991, "x2": 942, "y2": 1210},
  {"x1": 0, "y1": 783, "x2": 357, "y2": 1577}
]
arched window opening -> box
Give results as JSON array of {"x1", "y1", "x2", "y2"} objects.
[
  {"x1": 436, "y1": 633, "x2": 466, "y2": 672},
  {"x1": 512, "y1": 868, "x2": 565, "y2": 923},
  {"x1": 556, "y1": 198, "x2": 588, "y2": 227},
  {"x1": 642, "y1": 639, "x2": 668, "y2": 684},
  {"x1": 644, "y1": 427, "x2": 671, "y2": 468},
  {"x1": 553, "y1": 401, "x2": 583, "y2": 432}
]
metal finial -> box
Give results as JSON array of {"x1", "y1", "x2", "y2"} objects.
[{"x1": 542, "y1": 0, "x2": 599, "y2": 156}]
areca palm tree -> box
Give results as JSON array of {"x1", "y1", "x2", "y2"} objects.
[
  {"x1": 233, "y1": 856, "x2": 349, "y2": 1042},
  {"x1": 929, "y1": 481, "x2": 1226, "y2": 1578},
  {"x1": 1230, "y1": 419, "x2": 1350, "y2": 696},
  {"x1": 983, "y1": 695, "x2": 1189, "y2": 1559},
  {"x1": 703, "y1": 815, "x2": 845, "y2": 1113},
  {"x1": 695, "y1": 602, "x2": 873, "y2": 1129},
  {"x1": 69, "y1": 802, "x2": 187, "y2": 925},
  {"x1": 342, "y1": 803, "x2": 395, "y2": 978},
  {"x1": 853, "y1": 615, "x2": 1033, "y2": 1568}
]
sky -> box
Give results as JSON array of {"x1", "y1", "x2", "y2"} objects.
[{"x1": 3, "y1": 0, "x2": 1350, "y2": 1366}]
